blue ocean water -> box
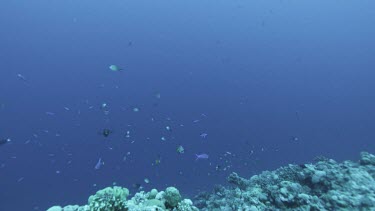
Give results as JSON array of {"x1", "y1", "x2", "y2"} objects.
[{"x1": 0, "y1": 1, "x2": 374, "y2": 210}]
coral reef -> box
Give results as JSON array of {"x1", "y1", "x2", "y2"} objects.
[
  {"x1": 48, "y1": 152, "x2": 375, "y2": 211},
  {"x1": 194, "y1": 152, "x2": 375, "y2": 210},
  {"x1": 47, "y1": 186, "x2": 198, "y2": 211},
  {"x1": 88, "y1": 186, "x2": 129, "y2": 211}
]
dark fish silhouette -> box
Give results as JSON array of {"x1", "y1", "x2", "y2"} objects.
[
  {"x1": 101, "y1": 129, "x2": 112, "y2": 137},
  {"x1": 0, "y1": 138, "x2": 10, "y2": 146}
]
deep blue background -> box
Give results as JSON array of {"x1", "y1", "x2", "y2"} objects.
[{"x1": 1, "y1": 1, "x2": 374, "y2": 210}]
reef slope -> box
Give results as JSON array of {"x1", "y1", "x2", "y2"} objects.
[{"x1": 48, "y1": 152, "x2": 375, "y2": 211}]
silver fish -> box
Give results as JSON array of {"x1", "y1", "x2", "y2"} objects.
[{"x1": 94, "y1": 158, "x2": 104, "y2": 170}]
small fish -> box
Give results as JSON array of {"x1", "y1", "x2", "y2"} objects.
[
  {"x1": 195, "y1": 153, "x2": 209, "y2": 161},
  {"x1": 100, "y1": 103, "x2": 108, "y2": 110},
  {"x1": 133, "y1": 107, "x2": 140, "y2": 112},
  {"x1": 94, "y1": 158, "x2": 104, "y2": 170},
  {"x1": 125, "y1": 130, "x2": 130, "y2": 138},
  {"x1": 0, "y1": 138, "x2": 11, "y2": 146},
  {"x1": 177, "y1": 145, "x2": 184, "y2": 154},
  {"x1": 102, "y1": 129, "x2": 112, "y2": 137},
  {"x1": 132, "y1": 183, "x2": 143, "y2": 190},
  {"x1": 154, "y1": 154, "x2": 162, "y2": 165},
  {"x1": 109, "y1": 65, "x2": 123, "y2": 72},
  {"x1": 45, "y1": 112, "x2": 55, "y2": 116},
  {"x1": 292, "y1": 136, "x2": 299, "y2": 142},
  {"x1": 200, "y1": 133, "x2": 208, "y2": 138},
  {"x1": 16, "y1": 73, "x2": 27, "y2": 82}
]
